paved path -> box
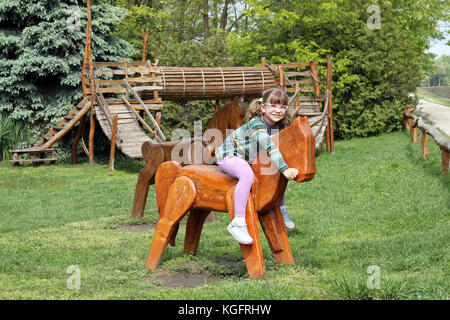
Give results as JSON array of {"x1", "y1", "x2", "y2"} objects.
[{"x1": 416, "y1": 99, "x2": 450, "y2": 137}]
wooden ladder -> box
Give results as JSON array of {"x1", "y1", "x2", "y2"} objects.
[{"x1": 10, "y1": 97, "x2": 92, "y2": 165}]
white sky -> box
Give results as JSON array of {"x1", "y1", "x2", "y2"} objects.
[{"x1": 427, "y1": 21, "x2": 449, "y2": 58}]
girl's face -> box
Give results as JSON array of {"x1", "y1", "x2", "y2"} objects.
[{"x1": 260, "y1": 99, "x2": 288, "y2": 126}]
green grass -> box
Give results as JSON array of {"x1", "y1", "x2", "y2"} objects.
[{"x1": 0, "y1": 131, "x2": 448, "y2": 300}]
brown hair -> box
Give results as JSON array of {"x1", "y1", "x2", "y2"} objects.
[{"x1": 248, "y1": 88, "x2": 291, "y2": 129}]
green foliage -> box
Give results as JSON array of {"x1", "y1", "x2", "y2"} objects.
[
  {"x1": 422, "y1": 55, "x2": 450, "y2": 86},
  {"x1": 1, "y1": 0, "x2": 449, "y2": 145},
  {"x1": 0, "y1": 114, "x2": 28, "y2": 161},
  {"x1": 0, "y1": 0, "x2": 135, "y2": 146},
  {"x1": 226, "y1": 0, "x2": 448, "y2": 139}
]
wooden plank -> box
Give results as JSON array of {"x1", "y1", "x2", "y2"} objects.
[
  {"x1": 93, "y1": 61, "x2": 143, "y2": 67},
  {"x1": 284, "y1": 71, "x2": 311, "y2": 77},
  {"x1": 10, "y1": 148, "x2": 54, "y2": 153},
  {"x1": 96, "y1": 79, "x2": 126, "y2": 86},
  {"x1": 10, "y1": 158, "x2": 58, "y2": 163},
  {"x1": 278, "y1": 62, "x2": 311, "y2": 69},
  {"x1": 99, "y1": 87, "x2": 127, "y2": 94},
  {"x1": 286, "y1": 87, "x2": 315, "y2": 93},
  {"x1": 132, "y1": 86, "x2": 163, "y2": 91}
]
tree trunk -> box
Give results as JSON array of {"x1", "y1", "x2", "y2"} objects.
[
  {"x1": 220, "y1": 0, "x2": 230, "y2": 31},
  {"x1": 203, "y1": 0, "x2": 209, "y2": 39},
  {"x1": 178, "y1": 0, "x2": 186, "y2": 43}
]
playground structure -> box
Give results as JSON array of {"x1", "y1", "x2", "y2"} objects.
[
  {"x1": 10, "y1": 0, "x2": 335, "y2": 166},
  {"x1": 145, "y1": 116, "x2": 316, "y2": 278}
]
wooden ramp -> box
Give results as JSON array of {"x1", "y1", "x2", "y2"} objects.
[
  {"x1": 95, "y1": 101, "x2": 154, "y2": 158},
  {"x1": 279, "y1": 61, "x2": 333, "y2": 151}
]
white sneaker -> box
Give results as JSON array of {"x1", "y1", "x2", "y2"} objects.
[
  {"x1": 282, "y1": 215, "x2": 296, "y2": 231},
  {"x1": 227, "y1": 218, "x2": 254, "y2": 245}
]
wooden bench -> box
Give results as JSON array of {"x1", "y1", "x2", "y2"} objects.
[{"x1": 10, "y1": 148, "x2": 57, "y2": 166}]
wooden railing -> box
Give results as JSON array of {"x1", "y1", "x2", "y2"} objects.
[
  {"x1": 404, "y1": 106, "x2": 449, "y2": 174},
  {"x1": 94, "y1": 79, "x2": 122, "y2": 147},
  {"x1": 123, "y1": 79, "x2": 166, "y2": 142}
]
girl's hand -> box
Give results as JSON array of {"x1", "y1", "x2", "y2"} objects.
[{"x1": 282, "y1": 168, "x2": 299, "y2": 180}]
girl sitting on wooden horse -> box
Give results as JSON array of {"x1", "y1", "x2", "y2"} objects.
[{"x1": 215, "y1": 88, "x2": 299, "y2": 244}]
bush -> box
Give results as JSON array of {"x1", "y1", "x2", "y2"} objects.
[{"x1": 0, "y1": 114, "x2": 28, "y2": 161}]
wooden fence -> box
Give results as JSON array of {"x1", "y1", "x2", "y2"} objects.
[{"x1": 403, "y1": 106, "x2": 450, "y2": 174}]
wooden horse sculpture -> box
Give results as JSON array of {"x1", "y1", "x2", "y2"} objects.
[
  {"x1": 145, "y1": 116, "x2": 316, "y2": 278},
  {"x1": 131, "y1": 96, "x2": 246, "y2": 218}
]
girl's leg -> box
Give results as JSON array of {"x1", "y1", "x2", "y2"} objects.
[
  {"x1": 218, "y1": 156, "x2": 254, "y2": 244},
  {"x1": 280, "y1": 195, "x2": 296, "y2": 231}
]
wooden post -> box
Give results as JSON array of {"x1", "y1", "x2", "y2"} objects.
[
  {"x1": 261, "y1": 57, "x2": 266, "y2": 67},
  {"x1": 326, "y1": 56, "x2": 335, "y2": 154},
  {"x1": 421, "y1": 131, "x2": 429, "y2": 159},
  {"x1": 72, "y1": 114, "x2": 86, "y2": 164},
  {"x1": 411, "y1": 124, "x2": 418, "y2": 144},
  {"x1": 155, "y1": 111, "x2": 162, "y2": 139},
  {"x1": 89, "y1": 106, "x2": 95, "y2": 165},
  {"x1": 88, "y1": 64, "x2": 96, "y2": 165},
  {"x1": 109, "y1": 114, "x2": 119, "y2": 173},
  {"x1": 124, "y1": 59, "x2": 129, "y2": 100},
  {"x1": 81, "y1": 0, "x2": 92, "y2": 99},
  {"x1": 442, "y1": 150, "x2": 449, "y2": 174},
  {"x1": 278, "y1": 65, "x2": 285, "y2": 90}
]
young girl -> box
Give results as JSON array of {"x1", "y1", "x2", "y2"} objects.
[{"x1": 215, "y1": 88, "x2": 298, "y2": 244}]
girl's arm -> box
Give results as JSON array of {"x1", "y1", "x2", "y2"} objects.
[{"x1": 250, "y1": 124, "x2": 288, "y2": 173}]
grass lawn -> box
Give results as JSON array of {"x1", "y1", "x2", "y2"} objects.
[{"x1": 0, "y1": 130, "x2": 448, "y2": 300}]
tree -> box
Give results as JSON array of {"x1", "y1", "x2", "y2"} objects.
[
  {"x1": 226, "y1": 0, "x2": 449, "y2": 138},
  {"x1": 0, "y1": 0, "x2": 135, "y2": 142}
]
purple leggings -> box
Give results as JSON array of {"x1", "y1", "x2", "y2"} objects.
[{"x1": 218, "y1": 155, "x2": 285, "y2": 218}]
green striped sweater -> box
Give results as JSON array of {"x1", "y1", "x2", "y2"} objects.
[{"x1": 215, "y1": 117, "x2": 288, "y2": 172}]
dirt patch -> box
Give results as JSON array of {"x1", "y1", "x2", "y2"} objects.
[
  {"x1": 115, "y1": 223, "x2": 156, "y2": 232},
  {"x1": 145, "y1": 262, "x2": 221, "y2": 289}
]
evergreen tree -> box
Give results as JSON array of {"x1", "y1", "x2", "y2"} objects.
[{"x1": 0, "y1": 0, "x2": 135, "y2": 142}]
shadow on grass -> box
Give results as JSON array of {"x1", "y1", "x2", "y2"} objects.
[{"x1": 114, "y1": 159, "x2": 146, "y2": 174}]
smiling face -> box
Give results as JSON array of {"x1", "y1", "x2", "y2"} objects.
[
  {"x1": 261, "y1": 103, "x2": 288, "y2": 125},
  {"x1": 260, "y1": 90, "x2": 289, "y2": 126}
]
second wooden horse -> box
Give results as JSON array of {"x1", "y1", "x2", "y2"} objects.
[{"x1": 131, "y1": 96, "x2": 246, "y2": 218}]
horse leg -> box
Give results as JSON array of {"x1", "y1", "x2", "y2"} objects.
[
  {"x1": 154, "y1": 161, "x2": 183, "y2": 246},
  {"x1": 226, "y1": 187, "x2": 265, "y2": 278},
  {"x1": 145, "y1": 176, "x2": 196, "y2": 271},
  {"x1": 183, "y1": 209, "x2": 211, "y2": 255},
  {"x1": 259, "y1": 206, "x2": 294, "y2": 266},
  {"x1": 131, "y1": 145, "x2": 164, "y2": 218}
]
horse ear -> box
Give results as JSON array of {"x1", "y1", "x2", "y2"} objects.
[{"x1": 237, "y1": 95, "x2": 247, "y2": 115}]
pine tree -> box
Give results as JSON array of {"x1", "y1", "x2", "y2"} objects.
[{"x1": 0, "y1": 0, "x2": 135, "y2": 141}]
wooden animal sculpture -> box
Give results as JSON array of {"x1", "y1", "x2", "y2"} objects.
[
  {"x1": 145, "y1": 116, "x2": 316, "y2": 278},
  {"x1": 131, "y1": 96, "x2": 246, "y2": 218}
]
